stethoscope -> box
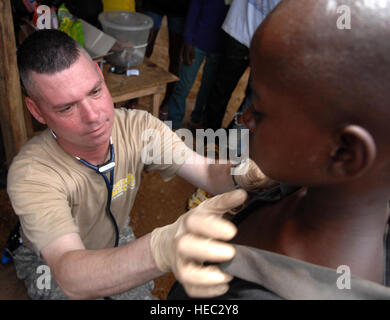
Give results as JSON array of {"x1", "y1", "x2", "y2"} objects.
[{"x1": 50, "y1": 129, "x2": 120, "y2": 247}]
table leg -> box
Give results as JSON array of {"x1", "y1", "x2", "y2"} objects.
[{"x1": 152, "y1": 90, "x2": 162, "y2": 118}]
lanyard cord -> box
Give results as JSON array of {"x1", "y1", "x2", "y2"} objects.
[{"x1": 50, "y1": 130, "x2": 119, "y2": 247}]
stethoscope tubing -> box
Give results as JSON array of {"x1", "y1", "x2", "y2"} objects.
[{"x1": 50, "y1": 130, "x2": 120, "y2": 247}]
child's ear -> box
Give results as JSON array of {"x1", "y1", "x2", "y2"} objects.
[
  {"x1": 328, "y1": 125, "x2": 376, "y2": 179},
  {"x1": 25, "y1": 96, "x2": 46, "y2": 125}
]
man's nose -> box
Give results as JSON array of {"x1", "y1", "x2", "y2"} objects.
[{"x1": 80, "y1": 99, "x2": 99, "y2": 123}]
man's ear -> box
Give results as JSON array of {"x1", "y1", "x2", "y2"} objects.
[
  {"x1": 328, "y1": 125, "x2": 376, "y2": 179},
  {"x1": 25, "y1": 96, "x2": 47, "y2": 125}
]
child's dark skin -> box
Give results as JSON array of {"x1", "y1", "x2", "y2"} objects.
[{"x1": 233, "y1": 0, "x2": 390, "y2": 284}]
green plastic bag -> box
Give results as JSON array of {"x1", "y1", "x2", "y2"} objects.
[{"x1": 57, "y1": 3, "x2": 85, "y2": 48}]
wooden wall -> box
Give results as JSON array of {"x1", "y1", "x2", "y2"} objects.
[{"x1": 0, "y1": 0, "x2": 28, "y2": 166}]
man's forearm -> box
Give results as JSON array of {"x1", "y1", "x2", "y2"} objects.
[
  {"x1": 203, "y1": 163, "x2": 236, "y2": 195},
  {"x1": 178, "y1": 152, "x2": 274, "y2": 195},
  {"x1": 52, "y1": 233, "x2": 163, "y2": 299},
  {"x1": 180, "y1": 162, "x2": 235, "y2": 196},
  {"x1": 177, "y1": 152, "x2": 236, "y2": 195}
]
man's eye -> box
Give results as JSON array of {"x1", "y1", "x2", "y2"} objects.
[
  {"x1": 59, "y1": 105, "x2": 73, "y2": 113},
  {"x1": 92, "y1": 88, "x2": 102, "y2": 96}
]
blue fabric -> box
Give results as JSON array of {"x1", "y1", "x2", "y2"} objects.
[
  {"x1": 184, "y1": 0, "x2": 230, "y2": 53},
  {"x1": 168, "y1": 47, "x2": 220, "y2": 129},
  {"x1": 248, "y1": 0, "x2": 277, "y2": 15},
  {"x1": 142, "y1": 10, "x2": 186, "y2": 35}
]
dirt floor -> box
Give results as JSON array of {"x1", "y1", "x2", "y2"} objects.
[{"x1": 0, "y1": 17, "x2": 249, "y2": 300}]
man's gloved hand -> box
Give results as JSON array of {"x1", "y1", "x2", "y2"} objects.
[
  {"x1": 232, "y1": 158, "x2": 277, "y2": 191},
  {"x1": 150, "y1": 189, "x2": 247, "y2": 298}
]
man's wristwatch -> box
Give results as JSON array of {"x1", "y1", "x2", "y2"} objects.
[{"x1": 231, "y1": 159, "x2": 249, "y2": 189}]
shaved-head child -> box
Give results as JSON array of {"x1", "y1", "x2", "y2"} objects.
[{"x1": 238, "y1": 0, "x2": 390, "y2": 284}]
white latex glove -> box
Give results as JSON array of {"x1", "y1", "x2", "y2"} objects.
[
  {"x1": 232, "y1": 158, "x2": 277, "y2": 191},
  {"x1": 150, "y1": 189, "x2": 247, "y2": 297}
]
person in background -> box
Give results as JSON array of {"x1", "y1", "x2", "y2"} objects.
[
  {"x1": 181, "y1": 0, "x2": 281, "y2": 219},
  {"x1": 141, "y1": 0, "x2": 190, "y2": 119},
  {"x1": 204, "y1": 0, "x2": 281, "y2": 131},
  {"x1": 166, "y1": 0, "x2": 230, "y2": 130}
]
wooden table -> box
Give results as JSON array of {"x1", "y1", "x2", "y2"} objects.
[{"x1": 103, "y1": 58, "x2": 179, "y2": 117}]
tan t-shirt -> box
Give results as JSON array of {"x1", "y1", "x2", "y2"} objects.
[{"x1": 7, "y1": 108, "x2": 191, "y2": 255}]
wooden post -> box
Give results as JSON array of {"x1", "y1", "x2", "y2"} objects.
[{"x1": 0, "y1": 0, "x2": 28, "y2": 166}]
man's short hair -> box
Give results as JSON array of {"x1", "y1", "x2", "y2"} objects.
[{"x1": 17, "y1": 29, "x2": 82, "y2": 96}]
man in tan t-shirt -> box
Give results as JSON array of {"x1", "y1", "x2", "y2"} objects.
[{"x1": 7, "y1": 29, "x2": 274, "y2": 300}]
